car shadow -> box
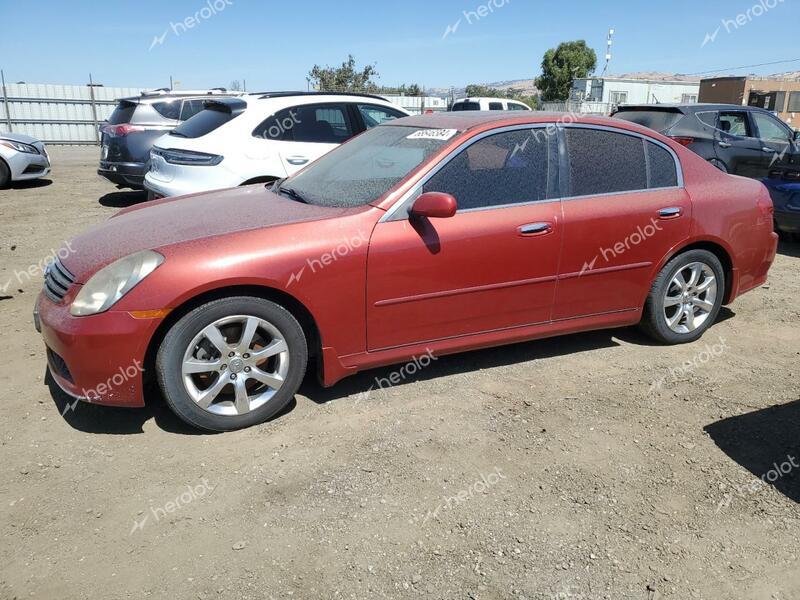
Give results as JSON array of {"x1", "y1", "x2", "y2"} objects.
[
  {"x1": 777, "y1": 239, "x2": 800, "y2": 258},
  {"x1": 98, "y1": 190, "x2": 148, "y2": 208},
  {"x1": 5, "y1": 178, "x2": 53, "y2": 190},
  {"x1": 705, "y1": 399, "x2": 800, "y2": 504}
]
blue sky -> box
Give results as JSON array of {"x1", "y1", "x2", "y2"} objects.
[{"x1": 1, "y1": 0, "x2": 798, "y2": 91}]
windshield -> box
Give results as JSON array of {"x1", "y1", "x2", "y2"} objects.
[
  {"x1": 613, "y1": 109, "x2": 684, "y2": 133},
  {"x1": 280, "y1": 125, "x2": 455, "y2": 208}
]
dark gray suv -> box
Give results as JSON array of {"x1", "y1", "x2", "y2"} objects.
[
  {"x1": 613, "y1": 103, "x2": 799, "y2": 181},
  {"x1": 98, "y1": 88, "x2": 239, "y2": 190}
]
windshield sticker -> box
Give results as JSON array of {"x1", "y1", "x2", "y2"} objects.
[{"x1": 406, "y1": 129, "x2": 458, "y2": 141}]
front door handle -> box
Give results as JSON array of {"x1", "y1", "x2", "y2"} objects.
[
  {"x1": 286, "y1": 156, "x2": 309, "y2": 166},
  {"x1": 762, "y1": 147, "x2": 776, "y2": 153},
  {"x1": 718, "y1": 142, "x2": 732, "y2": 148},
  {"x1": 658, "y1": 207, "x2": 683, "y2": 219},
  {"x1": 519, "y1": 222, "x2": 553, "y2": 236}
]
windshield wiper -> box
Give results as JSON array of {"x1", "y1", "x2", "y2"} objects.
[{"x1": 278, "y1": 186, "x2": 308, "y2": 204}]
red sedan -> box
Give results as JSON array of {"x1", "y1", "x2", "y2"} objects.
[{"x1": 36, "y1": 112, "x2": 779, "y2": 431}]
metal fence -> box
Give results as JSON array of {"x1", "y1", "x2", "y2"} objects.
[{"x1": 0, "y1": 80, "x2": 143, "y2": 145}]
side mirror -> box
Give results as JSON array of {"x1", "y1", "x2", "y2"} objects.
[{"x1": 409, "y1": 192, "x2": 457, "y2": 219}]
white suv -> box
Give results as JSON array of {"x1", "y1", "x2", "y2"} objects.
[
  {"x1": 144, "y1": 92, "x2": 410, "y2": 197},
  {"x1": 450, "y1": 97, "x2": 531, "y2": 112}
]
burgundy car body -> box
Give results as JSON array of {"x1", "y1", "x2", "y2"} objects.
[{"x1": 37, "y1": 113, "x2": 779, "y2": 408}]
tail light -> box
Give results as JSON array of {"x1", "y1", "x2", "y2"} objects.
[
  {"x1": 102, "y1": 123, "x2": 145, "y2": 137},
  {"x1": 669, "y1": 136, "x2": 695, "y2": 147},
  {"x1": 757, "y1": 189, "x2": 774, "y2": 220}
]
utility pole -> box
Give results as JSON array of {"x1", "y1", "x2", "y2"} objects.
[
  {"x1": 88, "y1": 73, "x2": 100, "y2": 145},
  {"x1": 0, "y1": 69, "x2": 12, "y2": 132}
]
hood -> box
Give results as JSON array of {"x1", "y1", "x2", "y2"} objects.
[
  {"x1": 63, "y1": 185, "x2": 354, "y2": 282},
  {"x1": 0, "y1": 131, "x2": 41, "y2": 144}
]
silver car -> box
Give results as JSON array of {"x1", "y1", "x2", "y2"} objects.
[{"x1": 0, "y1": 132, "x2": 51, "y2": 187}]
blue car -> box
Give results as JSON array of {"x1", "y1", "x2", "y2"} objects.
[{"x1": 763, "y1": 178, "x2": 800, "y2": 240}]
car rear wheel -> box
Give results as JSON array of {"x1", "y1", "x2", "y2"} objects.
[
  {"x1": 0, "y1": 159, "x2": 10, "y2": 188},
  {"x1": 156, "y1": 296, "x2": 308, "y2": 431},
  {"x1": 708, "y1": 159, "x2": 728, "y2": 173},
  {"x1": 639, "y1": 250, "x2": 725, "y2": 344}
]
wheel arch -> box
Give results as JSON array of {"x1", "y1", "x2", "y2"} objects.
[
  {"x1": 142, "y1": 284, "x2": 323, "y2": 388},
  {"x1": 656, "y1": 239, "x2": 735, "y2": 304}
]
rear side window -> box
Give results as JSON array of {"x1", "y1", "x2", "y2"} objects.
[
  {"x1": 254, "y1": 103, "x2": 354, "y2": 144},
  {"x1": 508, "y1": 103, "x2": 529, "y2": 111},
  {"x1": 171, "y1": 105, "x2": 239, "y2": 138},
  {"x1": 696, "y1": 111, "x2": 718, "y2": 128},
  {"x1": 613, "y1": 109, "x2": 683, "y2": 133},
  {"x1": 151, "y1": 100, "x2": 181, "y2": 120},
  {"x1": 488, "y1": 102, "x2": 504, "y2": 111},
  {"x1": 108, "y1": 101, "x2": 137, "y2": 125},
  {"x1": 565, "y1": 128, "x2": 647, "y2": 196},
  {"x1": 646, "y1": 142, "x2": 678, "y2": 188},
  {"x1": 179, "y1": 99, "x2": 207, "y2": 121},
  {"x1": 423, "y1": 129, "x2": 552, "y2": 210},
  {"x1": 452, "y1": 101, "x2": 481, "y2": 111},
  {"x1": 718, "y1": 112, "x2": 751, "y2": 137}
]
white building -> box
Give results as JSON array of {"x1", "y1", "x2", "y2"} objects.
[{"x1": 571, "y1": 77, "x2": 701, "y2": 106}]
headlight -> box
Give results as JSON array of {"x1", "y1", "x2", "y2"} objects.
[
  {"x1": 71, "y1": 250, "x2": 164, "y2": 316},
  {"x1": 0, "y1": 139, "x2": 39, "y2": 154},
  {"x1": 153, "y1": 147, "x2": 223, "y2": 166}
]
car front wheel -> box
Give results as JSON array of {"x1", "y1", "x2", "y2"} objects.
[
  {"x1": 639, "y1": 250, "x2": 725, "y2": 344},
  {"x1": 156, "y1": 296, "x2": 308, "y2": 431}
]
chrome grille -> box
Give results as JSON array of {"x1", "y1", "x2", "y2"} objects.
[{"x1": 44, "y1": 258, "x2": 75, "y2": 303}]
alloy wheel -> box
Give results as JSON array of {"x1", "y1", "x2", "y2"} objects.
[{"x1": 662, "y1": 262, "x2": 718, "y2": 334}]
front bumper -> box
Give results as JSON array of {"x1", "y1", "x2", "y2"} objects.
[
  {"x1": 98, "y1": 161, "x2": 146, "y2": 189},
  {"x1": 8, "y1": 150, "x2": 50, "y2": 181},
  {"x1": 36, "y1": 290, "x2": 163, "y2": 408}
]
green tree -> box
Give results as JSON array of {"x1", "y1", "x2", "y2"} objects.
[
  {"x1": 535, "y1": 40, "x2": 597, "y2": 101},
  {"x1": 308, "y1": 55, "x2": 380, "y2": 92}
]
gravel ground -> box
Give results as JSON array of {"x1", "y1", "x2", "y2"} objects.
[{"x1": 0, "y1": 146, "x2": 798, "y2": 600}]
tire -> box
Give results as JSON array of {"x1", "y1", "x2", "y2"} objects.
[
  {"x1": 708, "y1": 159, "x2": 728, "y2": 174},
  {"x1": 0, "y1": 159, "x2": 10, "y2": 188},
  {"x1": 639, "y1": 250, "x2": 725, "y2": 345},
  {"x1": 156, "y1": 296, "x2": 308, "y2": 431}
]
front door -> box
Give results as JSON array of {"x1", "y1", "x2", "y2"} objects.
[{"x1": 366, "y1": 127, "x2": 563, "y2": 351}]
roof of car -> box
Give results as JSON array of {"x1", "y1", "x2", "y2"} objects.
[
  {"x1": 384, "y1": 111, "x2": 616, "y2": 132},
  {"x1": 615, "y1": 103, "x2": 775, "y2": 113},
  {"x1": 251, "y1": 91, "x2": 391, "y2": 102}
]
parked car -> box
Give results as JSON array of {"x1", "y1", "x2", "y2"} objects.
[
  {"x1": 98, "y1": 88, "x2": 239, "y2": 190},
  {"x1": 612, "y1": 103, "x2": 800, "y2": 180},
  {"x1": 37, "y1": 112, "x2": 778, "y2": 431},
  {"x1": 451, "y1": 97, "x2": 531, "y2": 112},
  {"x1": 763, "y1": 177, "x2": 800, "y2": 240},
  {"x1": 0, "y1": 132, "x2": 51, "y2": 187},
  {"x1": 143, "y1": 92, "x2": 410, "y2": 198}
]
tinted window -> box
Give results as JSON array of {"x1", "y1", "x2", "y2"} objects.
[
  {"x1": 718, "y1": 112, "x2": 751, "y2": 137},
  {"x1": 646, "y1": 142, "x2": 678, "y2": 188},
  {"x1": 171, "y1": 105, "x2": 239, "y2": 139},
  {"x1": 566, "y1": 128, "x2": 647, "y2": 196},
  {"x1": 488, "y1": 102, "x2": 504, "y2": 111},
  {"x1": 108, "y1": 101, "x2": 137, "y2": 125},
  {"x1": 613, "y1": 109, "x2": 683, "y2": 133},
  {"x1": 508, "y1": 102, "x2": 529, "y2": 111},
  {"x1": 696, "y1": 111, "x2": 718, "y2": 128},
  {"x1": 789, "y1": 92, "x2": 800, "y2": 113},
  {"x1": 179, "y1": 99, "x2": 207, "y2": 121},
  {"x1": 253, "y1": 107, "x2": 300, "y2": 140},
  {"x1": 152, "y1": 100, "x2": 181, "y2": 120},
  {"x1": 753, "y1": 113, "x2": 792, "y2": 142},
  {"x1": 423, "y1": 129, "x2": 551, "y2": 210},
  {"x1": 358, "y1": 104, "x2": 406, "y2": 128},
  {"x1": 452, "y1": 101, "x2": 481, "y2": 111}
]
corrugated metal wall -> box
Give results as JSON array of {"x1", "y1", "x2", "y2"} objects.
[{"x1": 0, "y1": 83, "x2": 143, "y2": 144}]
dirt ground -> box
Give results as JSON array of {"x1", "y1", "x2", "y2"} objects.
[{"x1": 0, "y1": 146, "x2": 798, "y2": 600}]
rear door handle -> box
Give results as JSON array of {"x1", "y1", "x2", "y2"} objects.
[
  {"x1": 658, "y1": 207, "x2": 683, "y2": 219},
  {"x1": 718, "y1": 142, "x2": 731, "y2": 148},
  {"x1": 519, "y1": 222, "x2": 553, "y2": 236},
  {"x1": 762, "y1": 147, "x2": 775, "y2": 153},
  {"x1": 286, "y1": 156, "x2": 309, "y2": 166}
]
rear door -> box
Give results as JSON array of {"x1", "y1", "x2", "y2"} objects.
[
  {"x1": 714, "y1": 110, "x2": 769, "y2": 178},
  {"x1": 254, "y1": 103, "x2": 356, "y2": 174},
  {"x1": 553, "y1": 125, "x2": 691, "y2": 320},
  {"x1": 366, "y1": 126, "x2": 562, "y2": 350}
]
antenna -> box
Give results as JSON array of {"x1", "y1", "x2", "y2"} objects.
[{"x1": 601, "y1": 28, "x2": 614, "y2": 76}]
